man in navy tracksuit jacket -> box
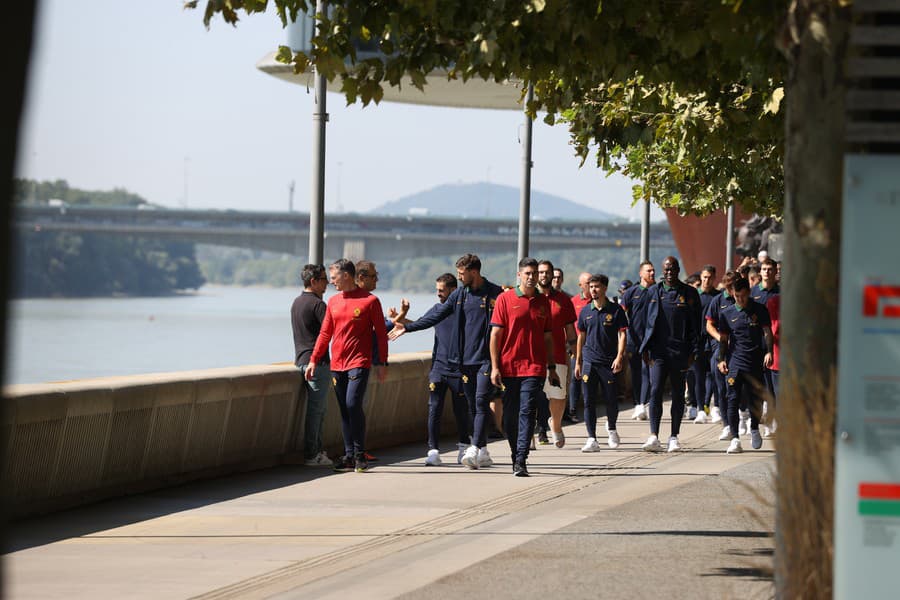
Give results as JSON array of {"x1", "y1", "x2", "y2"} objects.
[
  {"x1": 638, "y1": 256, "x2": 702, "y2": 453},
  {"x1": 389, "y1": 254, "x2": 503, "y2": 470}
]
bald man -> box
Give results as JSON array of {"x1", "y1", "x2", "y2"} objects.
[
  {"x1": 566, "y1": 271, "x2": 592, "y2": 423},
  {"x1": 638, "y1": 257, "x2": 702, "y2": 453}
]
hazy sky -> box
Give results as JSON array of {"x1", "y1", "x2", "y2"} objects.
[{"x1": 17, "y1": 1, "x2": 665, "y2": 221}]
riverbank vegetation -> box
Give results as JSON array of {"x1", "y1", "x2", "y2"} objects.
[
  {"x1": 13, "y1": 179, "x2": 205, "y2": 297},
  {"x1": 196, "y1": 244, "x2": 679, "y2": 295}
]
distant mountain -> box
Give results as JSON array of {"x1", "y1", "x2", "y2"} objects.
[{"x1": 370, "y1": 182, "x2": 623, "y2": 221}]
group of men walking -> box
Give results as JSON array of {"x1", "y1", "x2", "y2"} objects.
[{"x1": 291, "y1": 251, "x2": 780, "y2": 476}]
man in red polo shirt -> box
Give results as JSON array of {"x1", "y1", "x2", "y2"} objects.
[
  {"x1": 306, "y1": 258, "x2": 388, "y2": 473},
  {"x1": 490, "y1": 257, "x2": 560, "y2": 477},
  {"x1": 567, "y1": 272, "x2": 592, "y2": 423},
  {"x1": 538, "y1": 260, "x2": 577, "y2": 447}
]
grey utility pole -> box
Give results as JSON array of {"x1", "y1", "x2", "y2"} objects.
[
  {"x1": 725, "y1": 203, "x2": 735, "y2": 270},
  {"x1": 640, "y1": 199, "x2": 650, "y2": 263},
  {"x1": 517, "y1": 83, "x2": 534, "y2": 262},
  {"x1": 308, "y1": 0, "x2": 328, "y2": 265},
  {"x1": 288, "y1": 180, "x2": 295, "y2": 213}
]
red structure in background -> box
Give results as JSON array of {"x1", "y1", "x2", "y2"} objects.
[{"x1": 664, "y1": 206, "x2": 753, "y2": 276}]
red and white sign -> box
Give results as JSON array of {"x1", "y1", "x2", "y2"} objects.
[{"x1": 863, "y1": 285, "x2": 900, "y2": 318}]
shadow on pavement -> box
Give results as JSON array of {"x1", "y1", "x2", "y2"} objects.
[{"x1": 5, "y1": 464, "x2": 335, "y2": 553}]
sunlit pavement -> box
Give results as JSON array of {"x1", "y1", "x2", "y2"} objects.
[{"x1": 5, "y1": 403, "x2": 775, "y2": 599}]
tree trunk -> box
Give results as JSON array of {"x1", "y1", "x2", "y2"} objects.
[
  {"x1": 1, "y1": 0, "x2": 38, "y2": 585},
  {"x1": 778, "y1": 1, "x2": 849, "y2": 597}
]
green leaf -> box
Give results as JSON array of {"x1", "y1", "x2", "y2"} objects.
[
  {"x1": 410, "y1": 70, "x2": 427, "y2": 91},
  {"x1": 275, "y1": 45, "x2": 293, "y2": 65},
  {"x1": 763, "y1": 87, "x2": 784, "y2": 115}
]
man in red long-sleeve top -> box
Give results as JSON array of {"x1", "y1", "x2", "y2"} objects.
[{"x1": 306, "y1": 258, "x2": 389, "y2": 473}]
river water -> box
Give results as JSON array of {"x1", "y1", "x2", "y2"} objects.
[{"x1": 4, "y1": 285, "x2": 441, "y2": 385}]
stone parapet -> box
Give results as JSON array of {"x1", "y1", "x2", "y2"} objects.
[{"x1": 2, "y1": 352, "x2": 434, "y2": 518}]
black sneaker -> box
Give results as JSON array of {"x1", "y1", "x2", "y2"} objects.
[
  {"x1": 537, "y1": 430, "x2": 550, "y2": 445},
  {"x1": 332, "y1": 455, "x2": 354, "y2": 472},
  {"x1": 513, "y1": 460, "x2": 529, "y2": 477},
  {"x1": 354, "y1": 454, "x2": 369, "y2": 473},
  {"x1": 566, "y1": 411, "x2": 581, "y2": 423}
]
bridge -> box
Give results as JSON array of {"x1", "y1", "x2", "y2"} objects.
[{"x1": 15, "y1": 204, "x2": 674, "y2": 261}]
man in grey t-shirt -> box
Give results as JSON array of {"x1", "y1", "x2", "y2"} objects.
[{"x1": 291, "y1": 263, "x2": 331, "y2": 466}]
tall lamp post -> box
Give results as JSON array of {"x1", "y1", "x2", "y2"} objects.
[
  {"x1": 517, "y1": 83, "x2": 534, "y2": 262},
  {"x1": 308, "y1": 0, "x2": 328, "y2": 265}
]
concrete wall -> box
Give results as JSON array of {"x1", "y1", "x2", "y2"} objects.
[{"x1": 1, "y1": 352, "x2": 436, "y2": 518}]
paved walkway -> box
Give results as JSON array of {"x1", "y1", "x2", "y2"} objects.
[{"x1": 4, "y1": 405, "x2": 775, "y2": 599}]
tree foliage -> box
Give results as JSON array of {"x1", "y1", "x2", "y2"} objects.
[
  {"x1": 190, "y1": 0, "x2": 787, "y2": 216},
  {"x1": 564, "y1": 78, "x2": 784, "y2": 215},
  {"x1": 13, "y1": 178, "x2": 154, "y2": 208},
  {"x1": 14, "y1": 232, "x2": 205, "y2": 297},
  {"x1": 194, "y1": 244, "x2": 678, "y2": 294}
]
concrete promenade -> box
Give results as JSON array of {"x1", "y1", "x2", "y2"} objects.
[{"x1": 4, "y1": 405, "x2": 775, "y2": 599}]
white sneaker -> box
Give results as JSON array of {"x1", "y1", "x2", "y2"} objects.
[
  {"x1": 476, "y1": 447, "x2": 493, "y2": 467},
  {"x1": 667, "y1": 436, "x2": 682, "y2": 453},
  {"x1": 581, "y1": 437, "x2": 601, "y2": 452},
  {"x1": 631, "y1": 404, "x2": 646, "y2": 420},
  {"x1": 304, "y1": 451, "x2": 331, "y2": 467},
  {"x1": 726, "y1": 437, "x2": 743, "y2": 454},
  {"x1": 457, "y1": 442, "x2": 468, "y2": 464},
  {"x1": 738, "y1": 410, "x2": 750, "y2": 436},
  {"x1": 761, "y1": 425, "x2": 774, "y2": 439},
  {"x1": 688, "y1": 406, "x2": 698, "y2": 420},
  {"x1": 642, "y1": 435, "x2": 662, "y2": 452},
  {"x1": 608, "y1": 430, "x2": 620, "y2": 449},
  {"x1": 693, "y1": 411, "x2": 708, "y2": 424},
  {"x1": 552, "y1": 429, "x2": 565, "y2": 448},
  {"x1": 710, "y1": 406, "x2": 723, "y2": 423},
  {"x1": 718, "y1": 426, "x2": 732, "y2": 441},
  {"x1": 425, "y1": 448, "x2": 442, "y2": 466},
  {"x1": 461, "y1": 445, "x2": 479, "y2": 469},
  {"x1": 751, "y1": 429, "x2": 763, "y2": 450},
  {"x1": 638, "y1": 404, "x2": 649, "y2": 420}
]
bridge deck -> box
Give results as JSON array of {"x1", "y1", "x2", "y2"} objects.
[{"x1": 5, "y1": 404, "x2": 774, "y2": 599}]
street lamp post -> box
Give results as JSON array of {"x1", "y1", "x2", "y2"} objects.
[
  {"x1": 517, "y1": 83, "x2": 534, "y2": 263},
  {"x1": 308, "y1": 0, "x2": 328, "y2": 265}
]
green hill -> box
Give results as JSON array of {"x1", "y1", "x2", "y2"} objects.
[{"x1": 370, "y1": 182, "x2": 624, "y2": 221}]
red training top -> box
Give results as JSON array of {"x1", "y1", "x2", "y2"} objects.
[
  {"x1": 571, "y1": 292, "x2": 591, "y2": 334},
  {"x1": 767, "y1": 295, "x2": 780, "y2": 372},
  {"x1": 490, "y1": 287, "x2": 552, "y2": 377},
  {"x1": 311, "y1": 287, "x2": 388, "y2": 371},
  {"x1": 547, "y1": 288, "x2": 577, "y2": 364}
]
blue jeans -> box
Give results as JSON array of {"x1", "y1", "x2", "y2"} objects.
[
  {"x1": 536, "y1": 389, "x2": 550, "y2": 433},
  {"x1": 582, "y1": 362, "x2": 619, "y2": 438},
  {"x1": 332, "y1": 367, "x2": 370, "y2": 458},
  {"x1": 428, "y1": 371, "x2": 470, "y2": 450},
  {"x1": 298, "y1": 361, "x2": 330, "y2": 459},
  {"x1": 568, "y1": 355, "x2": 581, "y2": 414},
  {"x1": 501, "y1": 376, "x2": 542, "y2": 464}
]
